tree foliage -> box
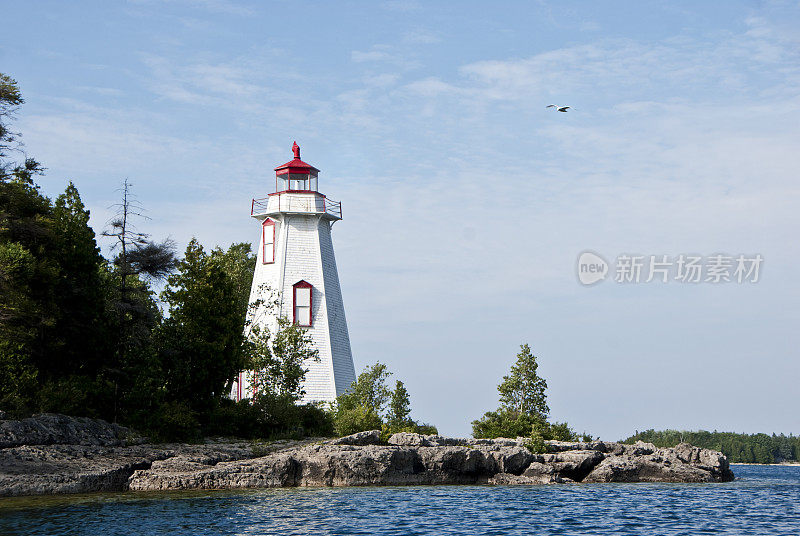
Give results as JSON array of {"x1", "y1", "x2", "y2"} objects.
[
  {"x1": 49, "y1": 183, "x2": 108, "y2": 377},
  {"x1": 497, "y1": 344, "x2": 549, "y2": 418},
  {"x1": 472, "y1": 344, "x2": 589, "y2": 445},
  {"x1": 333, "y1": 363, "x2": 391, "y2": 436},
  {"x1": 248, "y1": 318, "x2": 318, "y2": 403},
  {"x1": 212, "y1": 242, "x2": 256, "y2": 326},
  {"x1": 332, "y1": 364, "x2": 436, "y2": 438},
  {"x1": 387, "y1": 380, "x2": 411, "y2": 428},
  {"x1": 0, "y1": 72, "x2": 355, "y2": 443},
  {"x1": 159, "y1": 239, "x2": 246, "y2": 417}
]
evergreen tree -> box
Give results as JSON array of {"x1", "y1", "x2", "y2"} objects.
[
  {"x1": 497, "y1": 344, "x2": 549, "y2": 419},
  {"x1": 48, "y1": 182, "x2": 107, "y2": 378},
  {"x1": 101, "y1": 180, "x2": 176, "y2": 421},
  {"x1": 211, "y1": 242, "x2": 256, "y2": 328},
  {"x1": 387, "y1": 380, "x2": 411, "y2": 427},
  {"x1": 0, "y1": 74, "x2": 56, "y2": 413},
  {"x1": 472, "y1": 344, "x2": 580, "y2": 443},
  {"x1": 159, "y1": 239, "x2": 246, "y2": 418}
]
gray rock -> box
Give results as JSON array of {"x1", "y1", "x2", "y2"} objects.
[
  {"x1": 0, "y1": 414, "x2": 142, "y2": 448},
  {"x1": 521, "y1": 462, "x2": 563, "y2": 483},
  {"x1": 0, "y1": 441, "x2": 254, "y2": 497},
  {"x1": 583, "y1": 450, "x2": 731, "y2": 483},
  {"x1": 544, "y1": 440, "x2": 610, "y2": 453},
  {"x1": 387, "y1": 433, "x2": 475, "y2": 448},
  {"x1": 387, "y1": 432, "x2": 435, "y2": 447},
  {"x1": 541, "y1": 449, "x2": 605, "y2": 481},
  {"x1": 623, "y1": 440, "x2": 657, "y2": 456},
  {"x1": 327, "y1": 430, "x2": 382, "y2": 446},
  {"x1": 478, "y1": 445, "x2": 537, "y2": 475},
  {"x1": 0, "y1": 414, "x2": 735, "y2": 496}
]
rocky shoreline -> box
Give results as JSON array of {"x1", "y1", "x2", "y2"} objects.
[{"x1": 0, "y1": 414, "x2": 734, "y2": 497}]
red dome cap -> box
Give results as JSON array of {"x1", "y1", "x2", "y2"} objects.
[{"x1": 274, "y1": 141, "x2": 319, "y2": 175}]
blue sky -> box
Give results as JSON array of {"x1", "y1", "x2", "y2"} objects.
[{"x1": 2, "y1": 1, "x2": 799, "y2": 438}]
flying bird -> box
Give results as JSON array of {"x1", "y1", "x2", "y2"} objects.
[{"x1": 546, "y1": 105, "x2": 570, "y2": 112}]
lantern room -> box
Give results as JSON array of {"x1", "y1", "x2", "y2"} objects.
[
  {"x1": 251, "y1": 142, "x2": 342, "y2": 220},
  {"x1": 275, "y1": 141, "x2": 319, "y2": 192}
]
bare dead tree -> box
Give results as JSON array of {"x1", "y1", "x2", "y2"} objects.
[{"x1": 101, "y1": 179, "x2": 177, "y2": 420}]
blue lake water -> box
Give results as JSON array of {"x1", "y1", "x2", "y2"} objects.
[{"x1": 1, "y1": 465, "x2": 798, "y2": 535}]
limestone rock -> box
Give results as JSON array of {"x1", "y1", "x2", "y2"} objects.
[
  {"x1": 0, "y1": 414, "x2": 142, "y2": 448},
  {"x1": 541, "y1": 449, "x2": 605, "y2": 481},
  {"x1": 478, "y1": 445, "x2": 537, "y2": 475},
  {"x1": 327, "y1": 430, "x2": 382, "y2": 446},
  {"x1": 387, "y1": 432, "x2": 436, "y2": 447},
  {"x1": 0, "y1": 440, "x2": 253, "y2": 497},
  {"x1": 0, "y1": 414, "x2": 735, "y2": 496}
]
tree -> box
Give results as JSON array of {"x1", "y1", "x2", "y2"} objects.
[
  {"x1": 387, "y1": 380, "x2": 411, "y2": 428},
  {"x1": 497, "y1": 344, "x2": 549, "y2": 418},
  {"x1": 0, "y1": 74, "x2": 56, "y2": 414},
  {"x1": 332, "y1": 364, "x2": 437, "y2": 438},
  {"x1": 159, "y1": 239, "x2": 246, "y2": 418},
  {"x1": 102, "y1": 180, "x2": 176, "y2": 338},
  {"x1": 47, "y1": 182, "x2": 108, "y2": 378},
  {"x1": 0, "y1": 73, "x2": 23, "y2": 162},
  {"x1": 472, "y1": 344, "x2": 580, "y2": 443},
  {"x1": 211, "y1": 242, "x2": 255, "y2": 328},
  {"x1": 0, "y1": 74, "x2": 44, "y2": 184},
  {"x1": 332, "y1": 363, "x2": 392, "y2": 436},
  {"x1": 100, "y1": 180, "x2": 176, "y2": 421},
  {"x1": 339, "y1": 363, "x2": 392, "y2": 415},
  {"x1": 248, "y1": 317, "x2": 319, "y2": 402}
]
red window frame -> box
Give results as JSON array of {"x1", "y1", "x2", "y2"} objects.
[
  {"x1": 293, "y1": 280, "x2": 313, "y2": 327},
  {"x1": 262, "y1": 219, "x2": 275, "y2": 264}
]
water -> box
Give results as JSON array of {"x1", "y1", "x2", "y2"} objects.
[{"x1": 1, "y1": 465, "x2": 798, "y2": 535}]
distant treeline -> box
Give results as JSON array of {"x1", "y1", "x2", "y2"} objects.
[{"x1": 623, "y1": 429, "x2": 800, "y2": 464}]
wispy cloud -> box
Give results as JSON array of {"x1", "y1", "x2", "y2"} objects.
[
  {"x1": 351, "y1": 49, "x2": 394, "y2": 63},
  {"x1": 128, "y1": 0, "x2": 255, "y2": 16},
  {"x1": 402, "y1": 29, "x2": 441, "y2": 44},
  {"x1": 380, "y1": 0, "x2": 422, "y2": 12},
  {"x1": 13, "y1": 2, "x2": 800, "y2": 437}
]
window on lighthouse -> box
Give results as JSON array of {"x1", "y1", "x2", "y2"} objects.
[
  {"x1": 289, "y1": 173, "x2": 307, "y2": 191},
  {"x1": 262, "y1": 219, "x2": 275, "y2": 264},
  {"x1": 293, "y1": 281, "x2": 312, "y2": 326}
]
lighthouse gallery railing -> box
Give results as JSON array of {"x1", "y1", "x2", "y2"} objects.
[{"x1": 251, "y1": 193, "x2": 342, "y2": 219}]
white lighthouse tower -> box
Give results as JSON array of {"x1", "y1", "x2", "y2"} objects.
[{"x1": 232, "y1": 142, "x2": 356, "y2": 403}]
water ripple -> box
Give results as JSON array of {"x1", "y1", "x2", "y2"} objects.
[{"x1": 1, "y1": 465, "x2": 799, "y2": 535}]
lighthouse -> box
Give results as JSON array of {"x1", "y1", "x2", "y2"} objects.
[{"x1": 232, "y1": 143, "x2": 356, "y2": 403}]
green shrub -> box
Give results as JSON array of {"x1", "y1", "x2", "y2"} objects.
[
  {"x1": 380, "y1": 421, "x2": 439, "y2": 442},
  {"x1": 414, "y1": 422, "x2": 438, "y2": 435},
  {"x1": 37, "y1": 375, "x2": 110, "y2": 419},
  {"x1": 294, "y1": 402, "x2": 334, "y2": 437},
  {"x1": 548, "y1": 421, "x2": 579, "y2": 442},
  {"x1": 473, "y1": 410, "x2": 582, "y2": 442},
  {"x1": 152, "y1": 400, "x2": 201, "y2": 442},
  {"x1": 472, "y1": 409, "x2": 545, "y2": 439},
  {"x1": 333, "y1": 404, "x2": 383, "y2": 437},
  {"x1": 524, "y1": 427, "x2": 546, "y2": 454},
  {"x1": 208, "y1": 398, "x2": 258, "y2": 438},
  {"x1": 207, "y1": 397, "x2": 333, "y2": 440}
]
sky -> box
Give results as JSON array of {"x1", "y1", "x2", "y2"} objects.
[{"x1": 2, "y1": 0, "x2": 799, "y2": 439}]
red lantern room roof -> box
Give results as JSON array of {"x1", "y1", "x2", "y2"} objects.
[{"x1": 274, "y1": 141, "x2": 319, "y2": 175}]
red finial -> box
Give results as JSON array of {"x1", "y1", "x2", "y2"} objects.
[{"x1": 292, "y1": 141, "x2": 300, "y2": 159}]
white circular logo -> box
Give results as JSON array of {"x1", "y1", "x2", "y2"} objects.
[{"x1": 577, "y1": 251, "x2": 608, "y2": 285}]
